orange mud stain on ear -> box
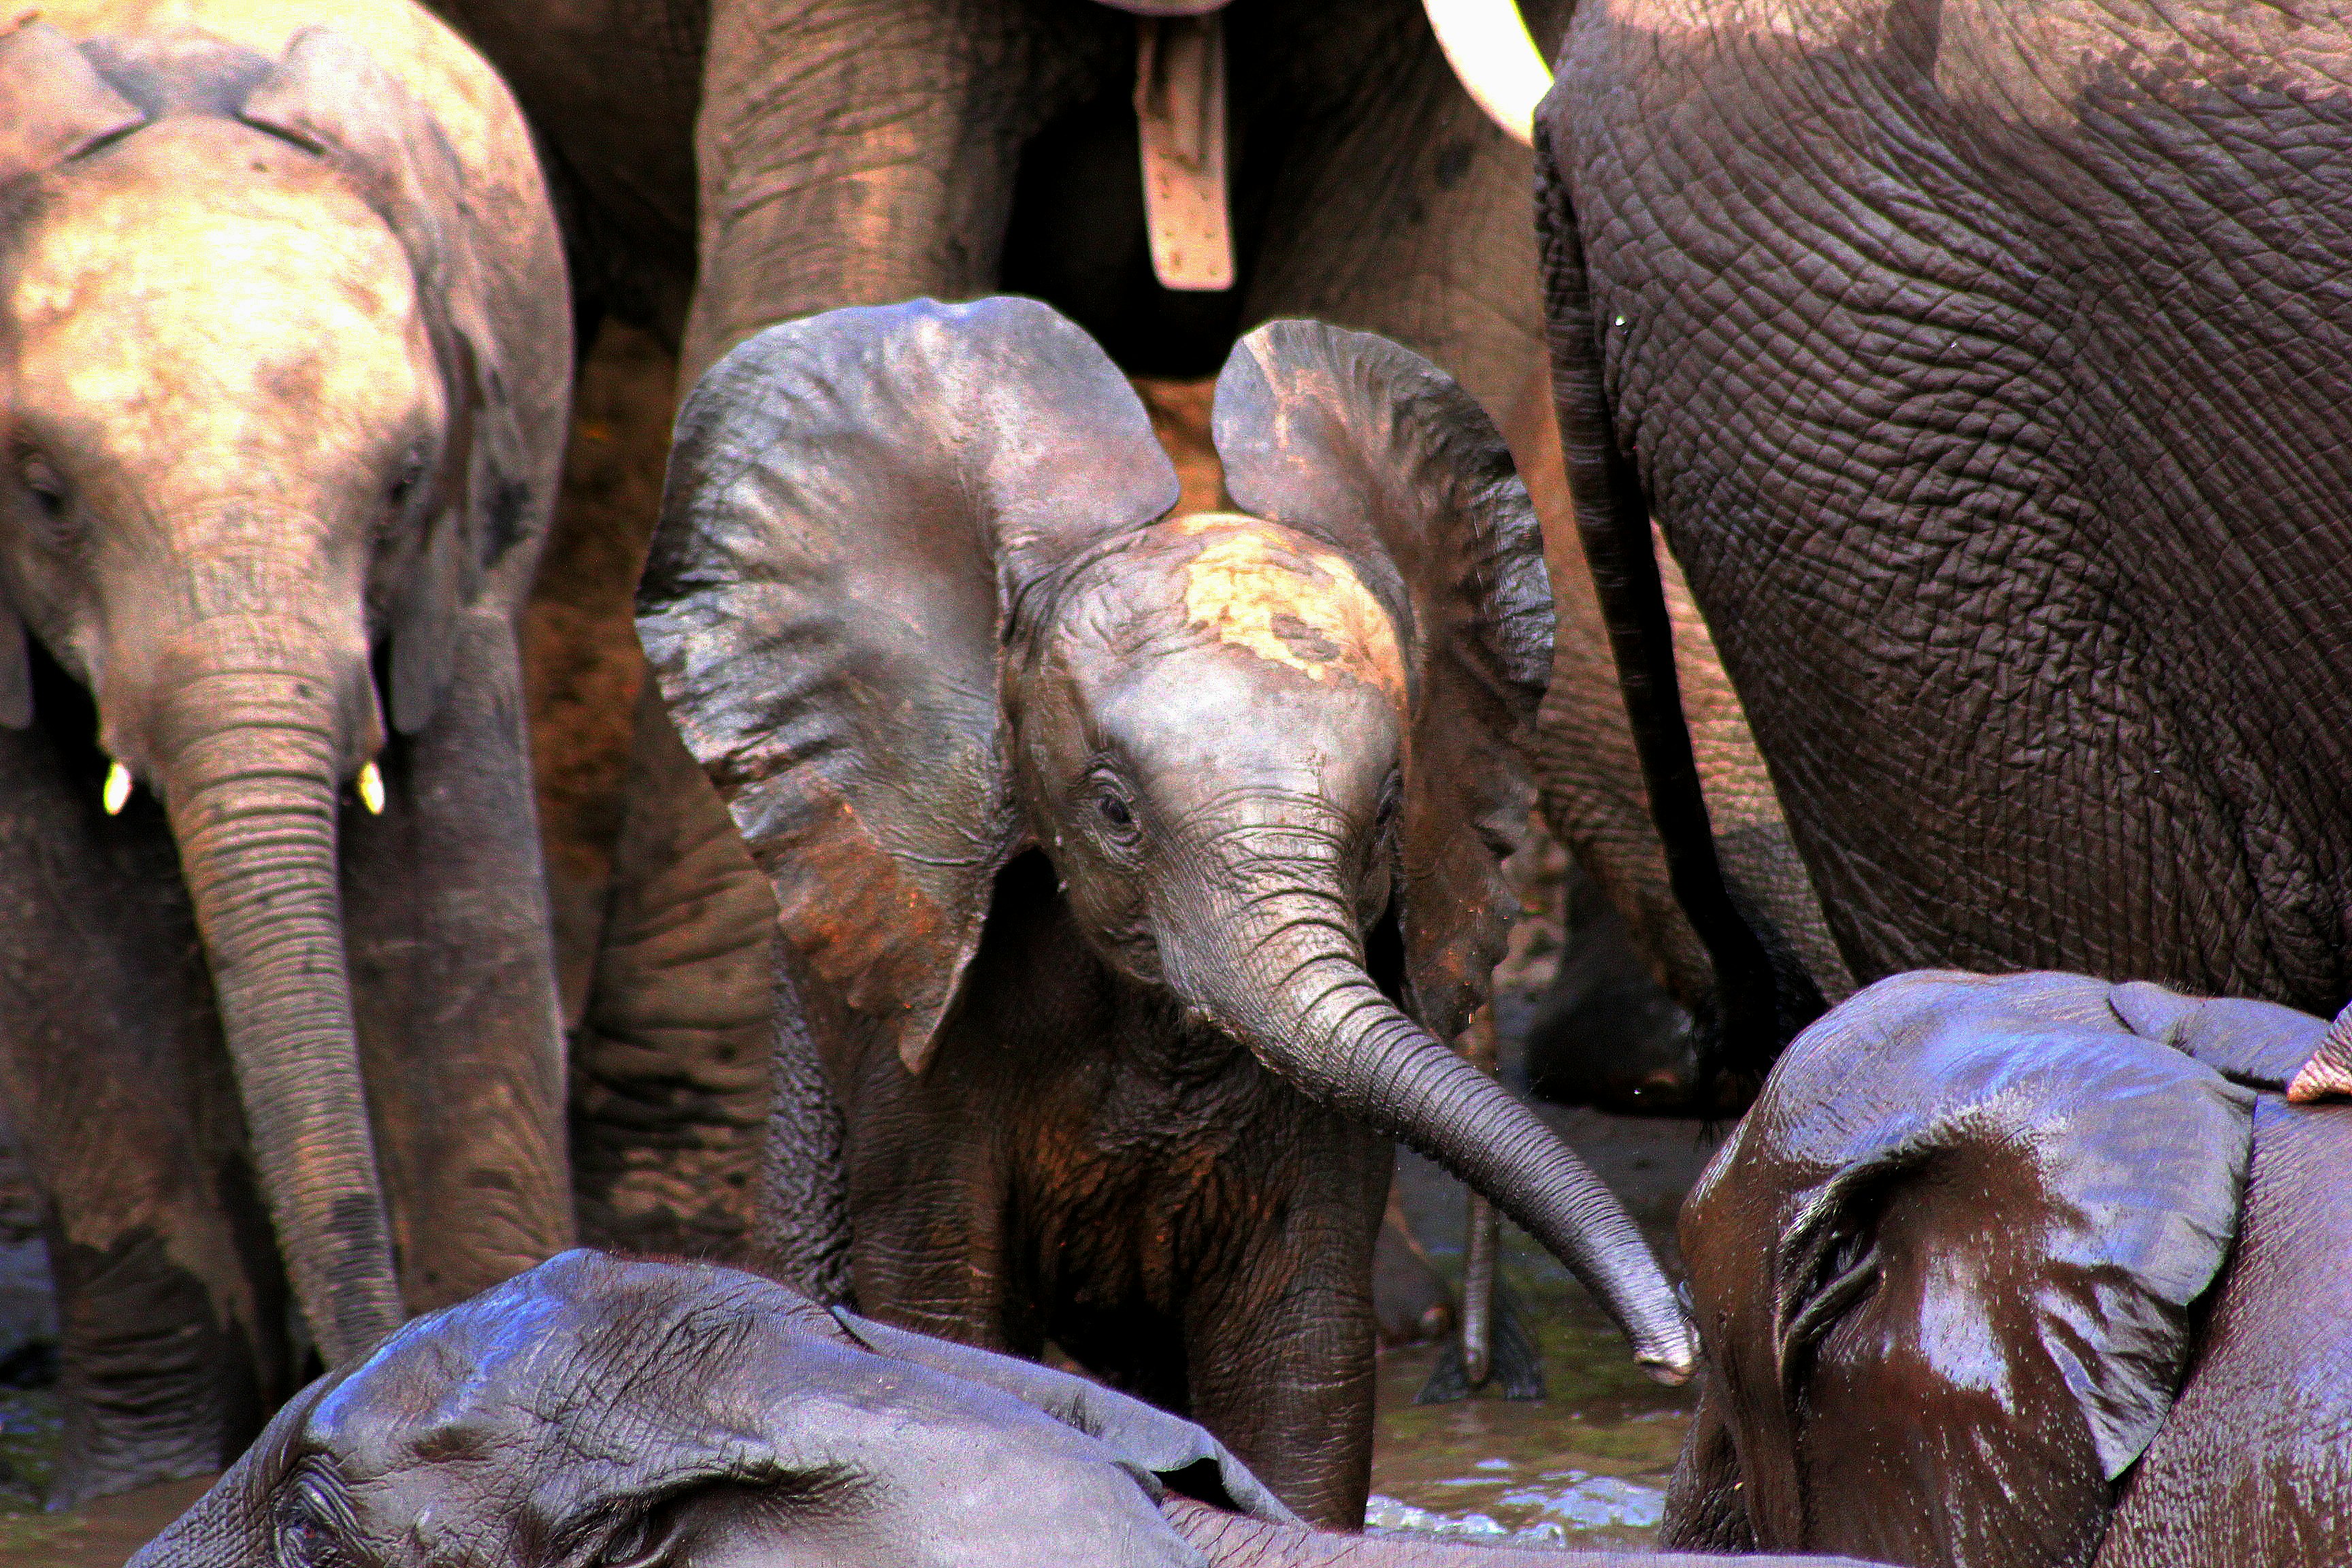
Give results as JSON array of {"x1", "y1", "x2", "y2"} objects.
[{"x1": 1173, "y1": 512, "x2": 1405, "y2": 700}]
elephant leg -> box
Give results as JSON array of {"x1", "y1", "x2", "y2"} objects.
[
  {"x1": 522, "y1": 322, "x2": 679, "y2": 1030},
  {"x1": 342, "y1": 611, "x2": 574, "y2": 1311},
  {"x1": 0, "y1": 727, "x2": 289, "y2": 1507},
  {"x1": 681, "y1": 0, "x2": 1121, "y2": 383},
  {"x1": 1179, "y1": 1111, "x2": 1389, "y2": 1532},
  {"x1": 569, "y1": 685, "x2": 774, "y2": 1262}
]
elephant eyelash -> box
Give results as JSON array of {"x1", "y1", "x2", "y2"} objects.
[
  {"x1": 1085, "y1": 768, "x2": 1141, "y2": 841},
  {"x1": 589, "y1": 1510, "x2": 675, "y2": 1568},
  {"x1": 13, "y1": 451, "x2": 74, "y2": 544},
  {"x1": 384, "y1": 450, "x2": 428, "y2": 514},
  {"x1": 275, "y1": 1463, "x2": 361, "y2": 1568}
]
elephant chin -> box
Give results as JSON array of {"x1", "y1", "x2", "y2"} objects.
[
  {"x1": 136, "y1": 651, "x2": 402, "y2": 1366},
  {"x1": 1158, "y1": 885, "x2": 1694, "y2": 1382}
]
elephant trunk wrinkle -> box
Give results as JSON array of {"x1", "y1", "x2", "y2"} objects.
[
  {"x1": 1164, "y1": 879, "x2": 1695, "y2": 1381},
  {"x1": 150, "y1": 674, "x2": 402, "y2": 1366}
]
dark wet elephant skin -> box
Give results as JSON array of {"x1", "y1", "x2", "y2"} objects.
[
  {"x1": 1537, "y1": 1, "x2": 2352, "y2": 1030},
  {"x1": 131, "y1": 1250, "x2": 1891, "y2": 1568},
  {"x1": 1668, "y1": 969, "x2": 2352, "y2": 1568}
]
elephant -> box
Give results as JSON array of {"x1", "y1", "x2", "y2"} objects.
[
  {"x1": 1661, "y1": 968, "x2": 2352, "y2": 1568},
  {"x1": 0, "y1": 1, "x2": 576, "y2": 1505},
  {"x1": 1488, "y1": 0, "x2": 2352, "y2": 1090},
  {"x1": 635, "y1": 295, "x2": 1695, "y2": 1527},
  {"x1": 414, "y1": 0, "x2": 1843, "y2": 1112},
  {"x1": 131, "y1": 1248, "x2": 1887, "y2": 1568}
]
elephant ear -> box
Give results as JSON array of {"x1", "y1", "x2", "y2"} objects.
[
  {"x1": 2105, "y1": 979, "x2": 2332, "y2": 1091},
  {"x1": 240, "y1": 29, "x2": 532, "y2": 733},
  {"x1": 0, "y1": 22, "x2": 145, "y2": 730},
  {"x1": 832, "y1": 1309, "x2": 1296, "y2": 1522},
  {"x1": 1685, "y1": 970, "x2": 2253, "y2": 1567},
  {"x1": 0, "y1": 22, "x2": 144, "y2": 181},
  {"x1": 638, "y1": 298, "x2": 1179, "y2": 1074},
  {"x1": 1211, "y1": 321, "x2": 1550, "y2": 1040}
]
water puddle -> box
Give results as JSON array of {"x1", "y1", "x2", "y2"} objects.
[
  {"x1": 1369, "y1": 1119, "x2": 1711, "y2": 1552},
  {"x1": 1369, "y1": 1278, "x2": 1690, "y2": 1550}
]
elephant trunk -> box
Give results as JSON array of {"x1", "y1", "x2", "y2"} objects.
[
  {"x1": 1160, "y1": 872, "x2": 1694, "y2": 1381},
  {"x1": 138, "y1": 646, "x2": 400, "y2": 1366}
]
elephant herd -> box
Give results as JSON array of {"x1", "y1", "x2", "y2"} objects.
[{"x1": 5, "y1": 0, "x2": 2352, "y2": 1565}]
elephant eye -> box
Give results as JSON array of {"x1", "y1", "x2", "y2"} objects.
[
  {"x1": 1090, "y1": 774, "x2": 1139, "y2": 838},
  {"x1": 276, "y1": 1467, "x2": 359, "y2": 1568},
  {"x1": 385, "y1": 448, "x2": 427, "y2": 514},
  {"x1": 592, "y1": 1509, "x2": 676, "y2": 1568},
  {"x1": 15, "y1": 450, "x2": 70, "y2": 538}
]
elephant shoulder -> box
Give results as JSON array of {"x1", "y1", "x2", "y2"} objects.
[{"x1": 2097, "y1": 1097, "x2": 2352, "y2": 1568}]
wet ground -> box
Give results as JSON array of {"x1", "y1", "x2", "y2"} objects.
[{"x1": 1369, "y1": 1107, "x2": 1716, "y2": 1552}]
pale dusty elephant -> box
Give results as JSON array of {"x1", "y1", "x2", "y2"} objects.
[{"x1": 0, "y1": 0, "x2": 576, "y2": 1505}]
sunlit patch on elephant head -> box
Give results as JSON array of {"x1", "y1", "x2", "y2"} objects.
[{"x1": 1169, "y1": 511, "x2": 1406, "y2": 703}]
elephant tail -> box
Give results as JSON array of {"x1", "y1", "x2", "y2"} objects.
[{"x1": 1533, "y1": 123, "x2": 1821, "y2": 1097}]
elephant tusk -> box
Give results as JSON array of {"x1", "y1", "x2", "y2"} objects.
[
  {"x1": 102, "y1": 760, "x2": 131, "y2": 815},
  {"x1": 1134, "y1": 16, "x2": 1234, "y2": 291},
  {"x1": 357, "y1": 760, "x2": 385, "y2": 815},
  {"x1": 1422, "y1": 0, "x2": 1554, "y2": 146}
]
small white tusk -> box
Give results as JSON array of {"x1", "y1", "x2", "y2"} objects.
[
  {"x1": 357, "y1": 761, "x2": 385, "y2": 816},
  {"x1": 1422, "y1": 0, "x2": 1555, "y2": 147},
  {"x1": 101, "y1": 761, "x2": 131, "y2": 816}
]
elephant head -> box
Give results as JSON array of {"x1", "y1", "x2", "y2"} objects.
[
  {"x1": 0, "y1": 23, "x2": 534, "y2": 1361},
  {"x1": 637, "y1": 295, "x2": 1691, "y2": 1379},
  {"x1": 131, "y1": 1250, "x2": 1883, "y2": 1568},
  {"x1": 1666, "y1": 970, "x2": 2283, "y2": 1568}
]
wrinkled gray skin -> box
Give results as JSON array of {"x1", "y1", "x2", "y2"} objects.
[
  {"x1": 132, "y1": 1250, "x2": 1885, "y2": 1568},
  {"x1": 640, "y1": 298, "x2": 1697, "y2": 1526},
  {"x1": 1669, "y1": 970, "x2": 2352, "y2": 1568},
  {"x1": 0, "y1": 4, "x2": 572, "y2": 1506},
  {"x1": 1534, "y1": 0, "x2": 2352, "y2": 1074},
  {"x1": 419, "y1": 0, "x2": 1840, "y2": 1114}
]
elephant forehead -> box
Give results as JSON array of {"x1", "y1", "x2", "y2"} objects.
[
  {"x1": 1169, "y1": 513, "x2": 1405, "y2": 702},
  {"x1": 11, "y1": 143, "x2": 427, "y2": 443}
]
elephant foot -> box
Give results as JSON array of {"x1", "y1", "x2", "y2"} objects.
[
  {"x1": 1371, "y1": 1188, "x2": 1454, "y2": 1348},
  {"x1": 1414, "y1": 1279, "x2": 1544, "y2": 1404}
]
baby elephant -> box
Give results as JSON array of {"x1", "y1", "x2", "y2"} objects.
[
  {"x1": 1667, "y1": 968, "x2": 2352, "y2": 1568},
  {"x1": 0, "y1": 1, "x2": 571, "y2": 1503},
  {"x1": 132, "y1": 1250, "x2": 1884, "y2": 1568},
  {"x1": 636, "y1": 296, "x2": 1690, "y2": 1524}
]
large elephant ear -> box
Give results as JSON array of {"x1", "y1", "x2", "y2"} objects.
[
  {"x1": 1684, "y1": 970, "x2": 2253, "y2": 1567},
  {"x1": 638, "y1": 298, "x2": 1180, "y2": 1074},
  {"x1": 0, "y1": 22, "x2": 145, "y2": 730},
  {"x1": 1211, "y1": 321, "x2": 1550, "y2": 1040},
  {"x1": 240, "y1": 29, "x2": 535, "y2": 733}
]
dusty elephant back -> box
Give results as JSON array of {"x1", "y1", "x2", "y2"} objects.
[{"x1": 39, "y1": 0, "x2": 570, "y2": 603}]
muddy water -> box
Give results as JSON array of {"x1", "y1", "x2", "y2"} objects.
[{"x1": 1369, "y1": 1109, "x2": 1719, "y2": 1552}]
